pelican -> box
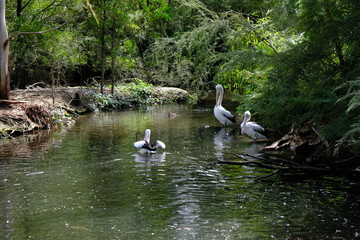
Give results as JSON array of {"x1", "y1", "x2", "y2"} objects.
[
  {"x1": 241, "y1": 111, "x2": 267, "y2": 141},
  {"x1": 214, "y1": 84, "x2": 236, "y2": 126},
  {"x1": 134, "y1": 129, "x2": 166, "y2": 153}
]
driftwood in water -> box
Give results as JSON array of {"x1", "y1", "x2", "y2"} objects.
[
  {"x1": 220, "y1": 153, "x2": 332, "y2": 172},
  {"x1": 218, "y1": 153, "x2": 360, "y2": 181},
  {"x1": 218, "y1": 124, "x2": 360, "y2": 180},
  {"x1": 264, "y1": 125, "x2": 331, "y2": 159}
]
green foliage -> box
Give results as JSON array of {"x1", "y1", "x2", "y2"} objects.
[
  {"x1": 41, "y1": 30, "x2": 87, "y2": 67},
  {"x1": 144, "y1": 1, "x2": 281, "y2": 95},
  {"x1": 92, "y1": 79, "x2": 179, "y2": 109},
  {"x1": 93, "y1": 93, "x2": 129, "y2": 110},
  {"x1": 8, "y1": 0, "x2": 86, "y2": 87},
  {"x1": 337, "y1": 79, "x2": 360, "y2": 114},
  {"x1": 337, "y1": 122, "x2": 360, "y2": 151},
  {"x1": 335, "y1": 78, "x2": 360, "y2": 149},
  {"x1": 249, "y1": 0, "x2": 360, "y2": 151},
  {"x1": 144, "y1": 19, "x2": 227, "y2": 93},
  {"x1": 117, "y1": 79, "x2": 153, "y2": 105}
]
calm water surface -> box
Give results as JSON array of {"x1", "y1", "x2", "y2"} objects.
[{"x1": 0, "y1": 104, "x2": 359, "y2": 240}]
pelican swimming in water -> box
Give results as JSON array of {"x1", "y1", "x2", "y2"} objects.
[
  {"x1": 134, "y1": 129, "x2": 166, "y2": 153},
  {"x1": 241, "y1": 111, "x2": 267, "y2": 141},
  {"x1": 214, "y1": 84, "x2": 236, "y2": 126}
]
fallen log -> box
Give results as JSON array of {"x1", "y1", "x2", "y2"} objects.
[{"x1": 218, "y1": 159, "x2": 290, "y2": 170}]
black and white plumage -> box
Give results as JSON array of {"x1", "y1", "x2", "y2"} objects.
[
  {"x1": 134, "y1": 129, "x2": 166, "y2": 153},
  {"x1": 240, "y1": 111, "x2": 267, "y2": 141},
  {"x1": 214, "y1": 84, "x2": 236, "y2": 126}
]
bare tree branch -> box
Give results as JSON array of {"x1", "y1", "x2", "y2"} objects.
[
  {"x1": 4, "y1": 22, "x2": 67, "y2": 47},
  {"x1": 254, "y1": 169, "x2": 280, "y2": 181},
  {"x1": 219, "y1": 152, "x2": 355, "y2": 174}
]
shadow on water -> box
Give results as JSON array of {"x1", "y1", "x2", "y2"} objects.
[{"x1": 0, "y1": 104, "x2": 359, "y2": 239}]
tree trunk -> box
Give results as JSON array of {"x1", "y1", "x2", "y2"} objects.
[
  {"x1": 100, "y1": 2, "x2": 106, "y2": 94},
  {"x1": 110, "y1": 23, "x2": 115, "y2": 95},
  {"x1": 17, "y1": 0, "x2": 22, "y2": 16},
  {"x1": 0, "y1": 0, "x2": 10, "y2": 100}
]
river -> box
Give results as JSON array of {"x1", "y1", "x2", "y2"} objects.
[{"x1": 0, "y1": 103, "x2": 359, "y2": 239}]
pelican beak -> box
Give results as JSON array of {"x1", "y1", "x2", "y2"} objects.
[{"x1": 215, "y1": 88, "x2": 219, "y2": 105}]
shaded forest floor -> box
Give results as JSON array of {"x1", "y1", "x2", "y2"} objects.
[{"x1": 0, "y1": 86, "x2": 190, "y2": 137}]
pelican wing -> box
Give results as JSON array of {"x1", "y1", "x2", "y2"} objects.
[
  {"x1": 154, "y1": 140, "x2": 166, "y2": 149},
  {"x1": 247, "y1": 121, "x2": 265, "y2": 132},
  {"x1": 242, "y1": 126, "x2": 267, "y2": 140},
  {"x1": 219, "y1": 106, "x2": 236, "y2": 121},
  {"x1": 214, "y1": 106, "x2": 236, "y2": 126},
  {"x1": 134, "y1": 140, "x2": 146, "y2": 148}
]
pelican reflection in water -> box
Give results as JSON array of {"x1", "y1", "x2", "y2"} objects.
[{"x1": 213, "y1": 128, "x2": 234, "y2": 161}]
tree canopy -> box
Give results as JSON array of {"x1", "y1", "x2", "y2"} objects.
[{"x1": 4, "y1": 0, "x2": 360, "y2": 150}]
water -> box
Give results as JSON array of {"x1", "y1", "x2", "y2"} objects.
[{"x1": 0, "y1": 104, "x2": 359, "y2": 240}]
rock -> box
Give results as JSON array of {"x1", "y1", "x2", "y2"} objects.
[{"x1": 149, "y1": 87, "x2": 190, "y2": 102}]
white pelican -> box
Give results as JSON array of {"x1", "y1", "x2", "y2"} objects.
[
  {"x1": 134, "y1": 129, "x2": 166, "y2": 153},
  {"x1": 214, "y1": 84, "x2": 236, "y2": 126},
  {"x1": 241, "y1": 111, "x2": 267, "y2": 141}
]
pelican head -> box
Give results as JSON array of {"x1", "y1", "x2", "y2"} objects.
[
  {"x1": 215, "y1": 84, "x2": 223, "y2": 92},
  {"x1": 244, "y1": 111, "x2": 251, "y2": 122},
  {"x1": 144, "y1": 129, "x2": 151, "y2": 142},
  {"x1": 215, "y1": 84, "x2": 224, "y2": 106}
]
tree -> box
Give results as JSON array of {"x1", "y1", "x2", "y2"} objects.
[
  {"x1": 143, "y1": 0, "x2": 278, "y2": 95},
  {"x1": 0, "y1": 0, "x2": 10, "y2": 100},
  {"x1": 1, "y1": 0, "x2": 85, "y2": 99},
  {"x1": 250, "y1": 0, "x2": 360, "y2": 149}
]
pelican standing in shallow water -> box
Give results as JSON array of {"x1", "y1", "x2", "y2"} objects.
[
  {"x1": 214, "y1": 84, "x2": 236, "y2": 126},
  {"x1": 241, "y1": 111, "x2": 267, "y2": 141},
  {"x1": 134, "y1": 129, "x2": 166, "y2": 153}
]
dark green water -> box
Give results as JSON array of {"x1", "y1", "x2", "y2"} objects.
[{"x1": 0, "y1": 104, "x2": 359, "y2": 240}]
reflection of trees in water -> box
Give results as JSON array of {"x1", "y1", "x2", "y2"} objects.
[
  {"x1": 0, "y1": 157, "x2": 12, "y2": 239},
  {"x1": 0, "y1": 129, "x2": 55, "y2": 157},
  {"x1": 0, "y1": 129, "x2": 57, "y2": 240}
]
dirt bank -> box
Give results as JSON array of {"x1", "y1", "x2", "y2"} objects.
[{"x1": 0, "y1": 87, "x2": 190, "y2": 137}]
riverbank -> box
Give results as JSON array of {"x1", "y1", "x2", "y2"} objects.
[{"x1": 0, "y1": 86, "x2": 190, "y2": 137}]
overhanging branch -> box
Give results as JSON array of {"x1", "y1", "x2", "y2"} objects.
[{"x1": 4, "y1": 21, "x2": 67, "y2": 47}]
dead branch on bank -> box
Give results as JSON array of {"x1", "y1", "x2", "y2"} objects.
[
  {"x1": 218, "y1": 152, "x2": 360, "y2": 181},
  {"x1": 0, "y1": 103, "x2": 55, "y2": 135},
  {"x1": 0, "y1": 100, "x2": 30, "y2": 103},
  {"x1": 218, "y1": 123, "x2": 360, "y2": 181}
]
